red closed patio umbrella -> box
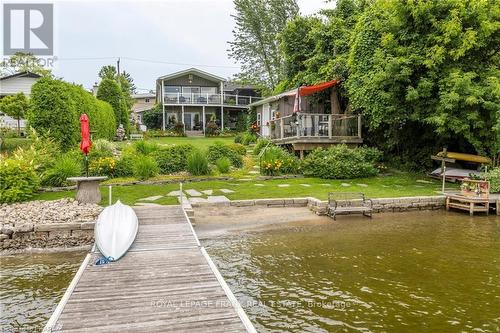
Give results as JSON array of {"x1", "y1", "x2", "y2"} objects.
[{"x1": 79, "y1": 114, "x2": 92, "y2": 176}]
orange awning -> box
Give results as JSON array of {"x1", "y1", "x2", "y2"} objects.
[{"x1": 298, "y1": 80, "x2": 339, "y2": 97}]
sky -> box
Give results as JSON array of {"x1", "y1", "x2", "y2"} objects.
[{"x1": 39, "y1": 0, "x2": 334, "y2": 92}]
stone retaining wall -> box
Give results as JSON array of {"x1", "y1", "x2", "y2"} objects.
[
  {"x1": 190, "y1": 195, "x2": 446, "y2": 215},
  {"x1": 1, "y1": 221, "x2": 95, "y2": 251}
]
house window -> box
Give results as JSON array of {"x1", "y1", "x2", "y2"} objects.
[
  {"x1": 182, "y1": 86, "x2": 200, "y2": 94},
  {"x1": 201, "y1": 87, "x2": 217, "y2": 95},
  {"x1": 165, "y1": 86, "x2": 181, "y2": 93},
  {"x1": 257, "y1": 113, "x2": 261, "y2": 126}
]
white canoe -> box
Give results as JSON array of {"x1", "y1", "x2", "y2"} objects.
[{"x1": 95, "y1": 200, "x2": 138, "y2": 261}]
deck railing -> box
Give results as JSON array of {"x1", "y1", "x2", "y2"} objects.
[
  {"x1": 269, "y1": 113, "x2": 362, "y2": 140},
  {"x1": 164, "y1": 93, "x2": 261, "y2": 106}
]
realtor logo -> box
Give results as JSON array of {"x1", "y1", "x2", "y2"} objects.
[{"x1": 3, "y1": 3, "x2": 53, "y2": 55}]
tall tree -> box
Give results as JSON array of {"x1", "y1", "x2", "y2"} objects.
[
  {"x1": 0, "y1": 93, "x2": 29, "y2": 135},
  {"x1": 96, "y1": 78, "x2": 130, "y2": 133},
  {"x1": 0, "y1": 52, "x2": 52, "y2": 76},
  {"x1": 229, "y1": 0, "x2": 299, "y2": 90}
]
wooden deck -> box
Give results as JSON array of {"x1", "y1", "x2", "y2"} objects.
[{"x1": 44, "y1": 205, "x2": 256, "y2": 333}]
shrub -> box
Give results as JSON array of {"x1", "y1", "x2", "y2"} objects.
[
  {"x1": 142, "y1": 105, "x2": 162, "y2": 130},
  {"x1": 132, "y1": 156, "x2": 159, "y2": 180},
  {"x1": 89, "y1": 156, "x2": 117, "y2": 177},
  {"x1": 229, "y1": 143, "x2": 246, "y2": 156},
  {"x1": 88, "y1": 139, "x2": 116, "y2": 159},
  {"x1": 215, "y1": 157, "x2": 231, "y2": 173},
  {"x1": 241, "y1": 132, "x2": 257, "y2": 145},
  {"x1": 187, "y1": 150, "x2": 210, "y2": 175},
  {"x1": 133, "y1": 140, "x2": 159, "y2": 155},
  {"x1": 115, "y1": 154, "x2": 135, "y2": 177},
  {"x1": 234, "y1": 133, "x2": 243, "y2": 144},
  {"x1": 0, "y1": 138, "x2": 32, "y2": 155},
  {"x1": 28, "y1": 77, "x2": 80, "y2": 150},
  {"x1": 152, "y1": 144, "x2": 194, "y2": 174},
  {"x1": 253, "y1": 138, "x2": 272, "y2": 155},
  {"x1": 42, "y1": 155, "x2": 81, "y2": 187},
  {"x1": 205, "y1": 121, "x2": 220, "y2": 136},
  {"x1": 260, "y1": 146, "x2": 299, "y2": 176},
  {"x1": 174, "y1": 122, "x2": 185, "y2": 136},
  {"x1": 0, "y1": 158, "x2": 40, "y2": 203},
  {"x1": 12, "y1": 130, "x2": 60, "y2": 173},
  {"x1": 302, "y1": 145, "x2": 380, "y2": 179},
  {"x1": 484, "y1": 167, "x2": 500, "y2": 193},
  {"x1": 207, "y1": 142, "x2": 243, "y2": 167}
]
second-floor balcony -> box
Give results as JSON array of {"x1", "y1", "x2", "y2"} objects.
[{"x1": 163, "y1": 92, "x2": 261, "y2": 106}]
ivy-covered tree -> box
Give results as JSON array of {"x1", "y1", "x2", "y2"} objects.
[
  {"x1": 96, "y1": 78, "x2": 130, "y2": 133},
  {"x1": 229, "y1": 0, "x2": 299, "y2": 90},
  {"x1": 142, "y1": 105, "x2": 163, "y2": 130},
  {"x1": 347, "y1": 0, "x2": 500, "y2": 163},
  {"x1": 0, "y1": 93, "x2": 29, "y2": 135}
]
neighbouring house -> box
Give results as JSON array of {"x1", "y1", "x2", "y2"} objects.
[
  {"x1": 156, "y1": 68, "x2": 261, "y2": 134},
  {"x1": 131, "y1": 92, "x2": 156, "y2": 125},
  {"x1": 0, "y1": 71, "x2": 42, "y2": 135},
  {"x1": 249, "y1": 80, "x2": 362, "y2": 157}
]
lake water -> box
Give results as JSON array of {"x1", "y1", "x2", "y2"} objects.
[
  {"x1": 0, "y1": 251, "x2": 85, "y2": 332},
  {"x1": 204, "y1": 210, "x2": 500, "y2": 332},
  {"x1": 1, "y1": 210, "x2": 498, "y2": 332}
]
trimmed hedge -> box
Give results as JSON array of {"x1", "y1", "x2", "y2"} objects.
[
  {"x1": 152, "y1": 144, "x2": 194, "y2": 174},
  {"x1": 28, "y1": 77, "x2": 116, "y2": 150},
  {"x1": 302, "y1": 145, "x2": 381, "y2": 179},
  {"x1": 207, "y1": 142, "x2": 243, "y2": 167}
]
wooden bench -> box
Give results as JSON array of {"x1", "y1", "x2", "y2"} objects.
[
  {"x1": 327, "y1": 192, "x2": 373, "y2": 220},
  {"x1": 129, "y1": 133, "x2": 144, "y2": 140}
]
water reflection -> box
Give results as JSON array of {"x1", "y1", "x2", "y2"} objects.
[
  {"x1": 0, "y1": 251, "x2": 85, "y2": 332},
  {"x1": 205, "y1": 211, "x2": 500, "y2": 332}
]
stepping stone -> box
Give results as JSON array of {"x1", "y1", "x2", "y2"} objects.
[
  {"x1": 278, "y1": 184, "x2": 290, "y2": 187},
  {"x1": 138, "y1": 195, "x2": 163, "y2": 201},
  {"x1": 394, "y1": 185, "x2": 403, "y2": 188},
  {"x1": 381, "y1": 185, "x2": 389, "y2": 188},
  {"x1": 201, "y1": 189, "x2": 213, "y2": 195},
  {"x1": 357, "y1": 184, "x2": 368, "y2": 187},
  {"x1": 207, "y1": 196, "x2": 230, "y2": 203},
  {"x1": 248, "y1": 171, "x2": 259, "y2": 174},
  {"x1": 189, "y1": 197, "x2": 208, "y2": 204},
  {"x1": 254, "y1": 183, "x2": 265, "y2": 187},
  {"x1": 227, "y1": 183, "x2": 240, "y2": 186},
  {"x1": 416, "y1": 179, "x2": 433, "y2": 184},
  {"x1": 320, "y1": 184, "x2": 331, "y2": 186},
  {"x1": 300, "y1": 184, "x2": 311, "y2": 187},
  {"x1": 220, "y1": 189, "x2": 235, "y2": 194},
  {"x1": 167, "y1": 190, "x2": 183, "y2": 197},
  {"x1": 341, "y1": 183, "x2": 351, "y2": 187},
  {"x1": 185, "y1": 189, "x2": 202, "y2": 197},
  {"x1": 135, "y1": 202, "x2": 164, "y2": 207},
  {"x1": 240, "y1": 178, "x2": 252, "y2": 181}
]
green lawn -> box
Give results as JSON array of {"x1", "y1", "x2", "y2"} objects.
[
  {"x1": 147, "y1": 136, "x2": 235, "y2": 150},
  {"x1": 32, "y1": 173, "x2": 451, "y2": 206}
]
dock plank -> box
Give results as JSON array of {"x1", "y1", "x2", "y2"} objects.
[{"x1": 45, "y1": 205, "x2": 255, "y2": 333}]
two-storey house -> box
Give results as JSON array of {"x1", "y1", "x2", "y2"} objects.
[{"x1": 156, "y1": 68, "x2": 260, "y2": 134}]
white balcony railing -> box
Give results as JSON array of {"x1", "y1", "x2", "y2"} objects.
[
  {"x1": 163, "y1": 93, "x2": 260, "y2": 106},
  {"x1": 269, "y1": 113, "x2": 362, "y2": 140}
]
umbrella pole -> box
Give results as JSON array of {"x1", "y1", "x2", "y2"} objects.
[{"x1": 85, "y1": 154, "x2": 89, "y2": 177}]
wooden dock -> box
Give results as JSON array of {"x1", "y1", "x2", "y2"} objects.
[{"x1": 44, "y1": 205, "x2": 256, "y2": 333}]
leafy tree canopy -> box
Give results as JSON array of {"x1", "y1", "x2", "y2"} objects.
[{"x1": 0, "y1": 93, "x2": 30, "y2": 135}]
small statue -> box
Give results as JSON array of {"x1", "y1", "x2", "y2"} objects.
[{"x1": 116, "y1": 124, "x2": 125, "y2": 141}]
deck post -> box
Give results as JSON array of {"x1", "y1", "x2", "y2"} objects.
[
  {"x1": 181, "y1": 105, "x2": 185, "y2": 132},
  {"x1": 357, "y1": 115, "x2": 362, "y2": 138},
  {"x1": 202, "y1": 105, "x2": 206, "y2": 134},
  {"x1": 161, "y1": 80, "x2": 165, "y2": 130},
  {"x1": 328, "y1": 115, "x2": 332, "y2": 139},
  {"x1": 280, "y1": 117, "x2": 284, "y2": 139}
]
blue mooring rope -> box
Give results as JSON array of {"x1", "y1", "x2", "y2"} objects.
[{"x1": 95, "y1": 256, "x2": 115, "y2": 265}]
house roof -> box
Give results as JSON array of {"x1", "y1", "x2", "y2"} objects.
[
  {"x1": 132, "y1": 92, "x2": 156, "y2": 99},
  {"x1": 157, "y1": 68, "x2": 226, "y2": 83},
  {"x1": 0, "y1": 71, "x2": 42, "y2": 80},
  {"x1": 248, "y1": 88, "x2": 298, "y2": 107}
]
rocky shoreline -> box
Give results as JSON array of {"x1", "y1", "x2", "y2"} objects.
[{"x1": 0, "y1": 198, "x2": 102, "y2": 252}]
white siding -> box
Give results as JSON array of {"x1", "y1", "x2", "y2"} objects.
[{"x1": 0, "y1": 77, "x2": 39, "y2": 96}]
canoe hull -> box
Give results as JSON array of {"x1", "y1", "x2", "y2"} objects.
[{"x1": 95, "y1": 200, "x2": 138, "y2": 261}]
